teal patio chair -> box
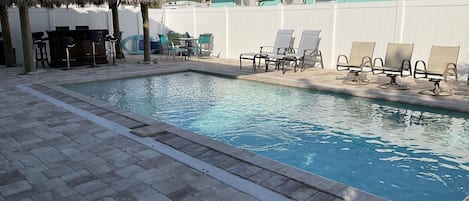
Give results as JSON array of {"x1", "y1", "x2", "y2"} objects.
[
  {"x1": 158, "y1": 34, "x2": 185, "y2": 60},
  {"x1": 188, "y1": 33, "x2": 214, "y2": 59}
]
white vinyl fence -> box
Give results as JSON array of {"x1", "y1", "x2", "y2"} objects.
[{"x1": 2, "y1": 0, "x2": 469, "y2": 78}]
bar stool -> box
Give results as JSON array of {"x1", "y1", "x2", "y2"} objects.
[
  {"x1": 56, "y1": 36, "x2": 75, "y2": 70},
  {"x1": 105, "y1": 34, "x2": 118, "y2": 65},
  {"x1": 32, "y1": 31, "x2": 48, "y2": 68},
  {"x1": 113, "y1": 31, "x2": 125, "y2": 61},
  {"x1": 87, "y1": 31, "x2": 102, "y2": 67}
]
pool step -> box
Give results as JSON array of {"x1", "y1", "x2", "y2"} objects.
[{"x1": 130, "y1": 122, "x2": 173, "y2": 137}]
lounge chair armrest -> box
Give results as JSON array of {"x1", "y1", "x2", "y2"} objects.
[
  {"x1": 372, "y1": 58, "x2": 384, "y2": 74},
  {"x1": 336, "y1": 55, "x2": 348, "y2": 71},
  {"x1": 359, "y1": 56, "x2": 373, "y2": 72},
  {"x1": 444, "y1": 63, "x2": 458, "y2": 82},
  {"x1": 361, "y1": 56, "x2": 373, "y2": 67},
  {"x1": 303, "y1": 48, "x2": 318, "y2": 56},
  {"x1": 277, "y1": 47, "x2": 290, "y2": 55},
  {"x1": 337, "y1": 55, "x2": 348, "y2": 63},
  {"x1": 260, "y1": 46, "x2": 274, "y2": 53},
  {"x1": 401, "y1": 59, "x2": 412, "y2": 76},
  {"x1": 413, "y1": 60, "x2": 427, "y2": 78},
  {"x1": 373, "y1": 58, "x2": 384, "y2": 66}
]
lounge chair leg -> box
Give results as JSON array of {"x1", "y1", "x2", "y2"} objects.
[
  {"x1": 282, "y1": 61, "x2": 286, "y2": 74},
  {"x1": 343, "y1": 71, "x2": 369, "y2": 85},
  {"x1": 377, "y1": 75, "x2": 407, "y2": 89},
  {"x1": 253, "y1": 59, "x2": 256, "y2": 72},
  {"x1": 419, "y1": 79, "x2": 451, "y2": 96}
]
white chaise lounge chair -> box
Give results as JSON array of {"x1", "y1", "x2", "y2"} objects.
[
  {"x1": 239, "y1": 29, "x2": 294, "y2": 72},
  {"x1": 267, "y1": 30, "x2": 322, "y2": 73}
]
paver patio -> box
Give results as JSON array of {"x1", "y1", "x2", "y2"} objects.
[{"x1": 1, "y1": 55, "x2": 468, "y2": 201}]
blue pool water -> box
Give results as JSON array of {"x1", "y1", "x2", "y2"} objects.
[{"x1": 65, "y1": 72, "x2": 469, "y2": 201}]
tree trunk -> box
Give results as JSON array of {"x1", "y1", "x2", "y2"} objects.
[
  {"x1": 141, "y1": 3, "x2": 151, "y2": 63},
  {"x1": 0, "y1": 5, "x2": 15, "y2": 67},
  {"x1": 110, "y1": 3, "x2": 124, "y2": 59},
  {"x1": 19, "y1": 4, "x2": 34, "y2": 74}
]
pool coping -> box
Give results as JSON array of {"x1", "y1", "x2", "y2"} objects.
[
  {"x1": 237, "y1": 72, "x2": 469, "y2": 114},
  {"x1": 26, "y1": 67, "x2": 394, "y2": 201}
]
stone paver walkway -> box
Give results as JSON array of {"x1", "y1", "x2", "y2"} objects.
[{"x1": 0, "y1": 60, "x2": 262, "y2": 201}]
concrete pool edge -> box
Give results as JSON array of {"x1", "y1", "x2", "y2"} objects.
[
  {"x1": 237, "y1": 72, "x2": 469, "y2": 114},
  {"x1": 26, "y1": 73, "x2": 389, "y2": 200}
]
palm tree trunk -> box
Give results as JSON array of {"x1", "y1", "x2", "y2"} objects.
[
  {"x1": 0, "y1": 5, "x2": 15, "y2": 67},
  {"x1": 110, "y1": 3, "x2": 124, "y2": 59},
  {"x1": 19, "y1": 4, "x2": 34, "y2": 74},
  {"x1": 141, "y1": 3, "x2": 151, "y2": 63}
]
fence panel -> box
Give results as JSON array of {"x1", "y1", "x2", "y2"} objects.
[
  {"x1": 194, "y1": 8, "x2": 227, "y2": 57},
  {"x1": 2, "y1": 1, "x2": 469, "y2": 77},
  {"x1": 283, "y1": 4, "x2": 334, "y2": 67},
  {"x1": 227, "y1": 7, "x2": 282, "y2": 58},
  {"x1": 402, "y1": 0, "x2": 469, "y2": 76}
]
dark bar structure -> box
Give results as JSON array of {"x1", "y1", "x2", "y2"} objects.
[{"x1": 47, "y1": 29, "x2": 108, "y2": 67}]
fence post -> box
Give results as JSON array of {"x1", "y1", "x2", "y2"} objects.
[
  {"x1": 225, "y1": 7, "x2": 229, "y2": 58},
  {"x1": 393, "y1": 0, "x2": 405, "y2": 42},
  {"x1": 48, "y1": 8, "x2": 55, "y2": 30},
  {"x1": 280, "y1": 5, "x2": 284, "y2": 29},
  {"x1": 107, "y1": 10, "x2": 113, "y2": 33},
  {"x1": 329, "y1": 2, "x2": 337, "y2": 68},
  {"x1": 193, "y1": 8, "x2": 197, "y2": 36}
]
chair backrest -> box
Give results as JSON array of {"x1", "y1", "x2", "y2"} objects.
[
  {"x1": 167, "y1": 33, "x2": 181, "y2": 46},
  {"x1": 55, "y1": 26, "x2": 69, "y2": 31},
  {"x1": 198, "y1": 33, "x2": 212, "y2": 45},
  {"x1": 32, "y1": 32, "x2": 45, "y2": 41},
  {"x1": 86, "y1": 31, "x2": 102, "y2": 42},
  {"x1": 297, "y1": 30, "x2": 321, "y2": 55},
  {"x1": 384, "y1": 43, "x2": 414, "y2": 68},
  {"x1": 158, "y1": 34, "x2": 168, "y2": 45},
  {"x1": 56, "y1": 36, "x2": 74, "y2": 48},
  {"x1": 348, "y1": 42, "x2": 376, "y2": 66},
  {"x1": 427, "y1": 46, "x2": 460, "y2": 73},
  {"x1": 273, "y1": 29, "x2": 294, "y2": 54},
  {"x1": 75, "y1": 26, "x2": 89, "y2": 30}
]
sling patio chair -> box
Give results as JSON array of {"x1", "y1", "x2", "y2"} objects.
[
  {"x1": 158, "y1": 33, "x2": 186, "y2": 60},
  {"x1": 336, "y1": 42, "x2": 375, "y2": 85},
  {"x1": 189, "y1": 33, "x2": 214, "y2": 59},
  {"x1": 239, "y1": 29, "x2": 294, "y2": 72},
  {"x1": 414, "y1": 46, "x2": 460, "y2": 96},
  {"x1": 372, "y1": 43, "x2": 414, "y2": 89},
  {"x1": 267, "y1": 30, "x2": 323, "y2": 74}
]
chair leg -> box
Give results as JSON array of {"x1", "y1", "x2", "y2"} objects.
[
  {"x1": 66, "y1": 47, "x2": 71, "y2": 70},
  {"x1": 91, "y1": 41, "x2": 97, "y2": 67},
  {"x1": 377, "y1": 75, "x2": 407, "y2": 89}
]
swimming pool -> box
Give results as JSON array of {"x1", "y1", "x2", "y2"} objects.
[{"x1": 65, "y1": 71, "x2": 469, "y2": 201}]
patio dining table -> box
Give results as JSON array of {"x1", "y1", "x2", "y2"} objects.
[{"x1": 180, "y1": 37, "x2": 198, "y2": 59}]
